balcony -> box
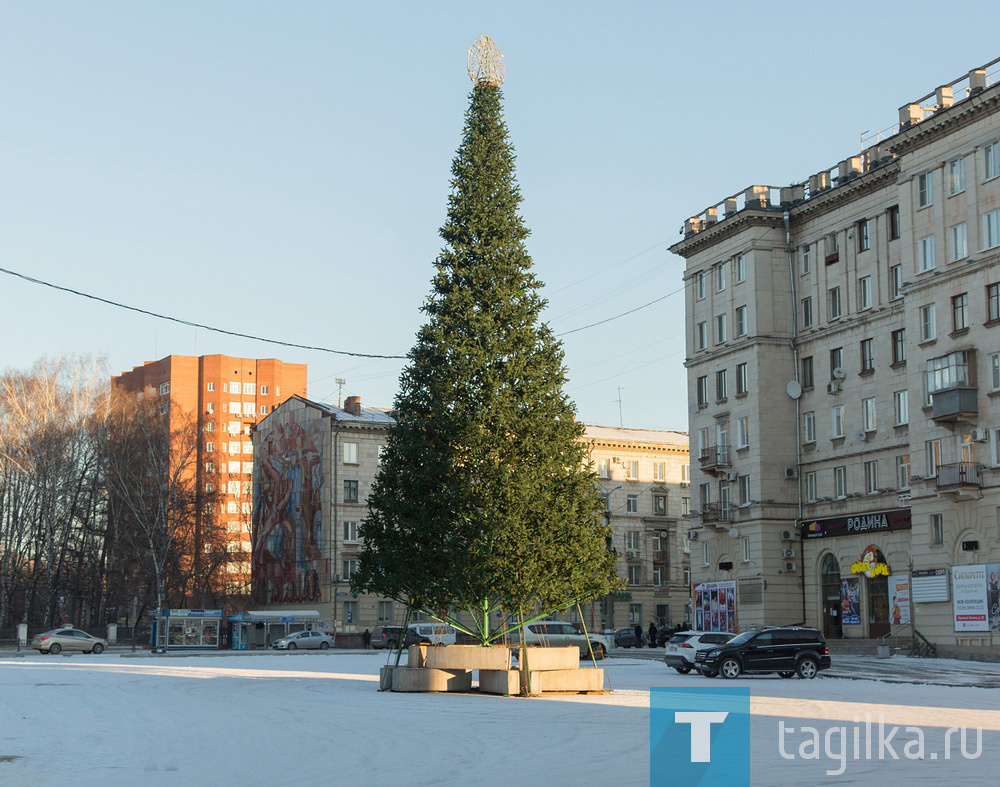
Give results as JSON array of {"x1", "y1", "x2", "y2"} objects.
[
  {"x1": 927, "y1": 350, "x2": 977, "y2": 423},
  {"x1": 701, "y1": 503, "x2": 733, "y2": 524},
  {"x1": 936, "y1": 463, "x2": 983, "y2": 499},
  {"x1": 931, "y1": 387, "x2": 979, "y2": 423},
  {"x1": 699, "y1": 445, "x2": 731, "y2": 472}
]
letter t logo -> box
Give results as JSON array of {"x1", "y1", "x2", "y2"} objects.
[{"x1": 674, "y1": 711, "x2": 729, "y2": 762}]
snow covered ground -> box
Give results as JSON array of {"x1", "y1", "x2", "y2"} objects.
[{"x1": 2, "y1": 650, "x2": 999, "y2": 786}]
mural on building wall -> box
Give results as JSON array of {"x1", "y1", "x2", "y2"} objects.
[{"x1": 253, "y1": 417, "x2": 326, "y2": 604}]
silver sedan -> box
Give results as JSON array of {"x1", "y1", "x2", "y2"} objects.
[
  {"x1": 31, "y1": 628, "x2": 108, "y2": 654},
  {"x1": 271, "y1": 630, "x2": 333, "y2": 650}
]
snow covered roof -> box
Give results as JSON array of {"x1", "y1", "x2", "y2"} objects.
[
  {"x1": 285, "y1": 394, "x2": 396, "y2": 425},
  {"x1": 582, "y1": 424, "x2": 688, "y2": 447}
]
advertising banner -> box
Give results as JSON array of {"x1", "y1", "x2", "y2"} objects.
[
  {"x1": 840, "y1": 577, "x2": 861, "y2": 625},
  {"x1": 693, "y1": 581, "x2": 738, "y2": 633},
  {"x1": 888, "y1": 575, "x2": 911, "y2": 625},
  {"x1": 953, "y1": 565, "x2": 989, "y2": 632}
]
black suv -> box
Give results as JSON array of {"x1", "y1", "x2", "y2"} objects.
[{"x1": 695, "y1": 626, "x2": 831, "y2": 679}]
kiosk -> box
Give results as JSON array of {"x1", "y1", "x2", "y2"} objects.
[
  {"x1": 228, "y1": 610, "x2": 327, "y2": 650},
  {"x1": 151, "y1": 609, "x2": 224, "y2": 651}
]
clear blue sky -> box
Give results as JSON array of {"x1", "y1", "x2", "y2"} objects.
[{"x1": 1, "y1": 2, "x2": 996, "y2": 430}]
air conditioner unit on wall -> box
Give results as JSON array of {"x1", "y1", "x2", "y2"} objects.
[
  {"x1": 784, "y1": 468, "x2": 798, "y2": 480},
  {"x1": 626, "y1": 549, "x2": 639, "y2": 559},
  {"x1": 680, "y1": 482, "x2": 690, "y2": 488},
  {"x1": 726, "y1": 472, "x2": 739, "y2": 482},
  {"x1": 826, "y1": 381, "x2": 841, "y2": 394},
  {"x1": 972, "y1": 428, "x2": 988, "y2": 442},
  {"x1": 687, "y1": 529, "x2": 700, "y2": 541},
  {"x1": 782, "y1": 548, "x2": 796, "y2": 559},
  {"x1": 783, "y1": 561, "x2": 797, "y2": 573},
  {"x1": 780, "y1": 530, "x2": 794, "y2": 541}
]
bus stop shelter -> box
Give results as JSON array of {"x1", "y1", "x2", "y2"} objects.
[{"x1": 228, "y1": 611, "x2": 326, "y2": 650}]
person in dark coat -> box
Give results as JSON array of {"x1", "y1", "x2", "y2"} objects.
[
  {"x1": 362, "y1": 629, "x2": 371, "y2": 650},
  {"x1": 633, "y1": 622, "x2": 643, "y2": 647},
  {"x1": 648, "y1": 622, "x2": 658, "y2": 648}
]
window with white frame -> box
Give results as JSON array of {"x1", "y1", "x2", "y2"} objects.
[
  {"x1": 242, "y1": 401, "x2": 255, "y2": 416},
  {"x1": 735, "y1": 305, "x2": 747, "y2": 337},
  {"x1": 894, "y1": 391, "x2": 908, "y2": 425},
  {"x1": 205, "y1": 482, "x2": 215, "y2": 493},
  {"x1": 243, "y1": 383, "x2": 255, "y2": 395},
  {"x1": 241, "y1": 462, "x2": 253, "y2": 475},
  {"x1": 205, "y1": 461, "x2": 216, "y2": 473},
  {"x1": 828, "y1": 287, "x2": 842, "y2": 320},
  {"x1": 860, "y1": 338, "x2": 874, "y2": 373},
  {"x1": 801, "y1": 296, "x2": 813, "y2": 328},
  {"x1": 715, "y1": 264, "x2": 726, "y2": 292},
  {"x1": 992, "y1": 353, "x2": 1000, "y2": 390},
  {"x1": 206, "y1": 382, "x2": 215, "y2": 392},
  {"x1": 830, "y1": 347, "x2": 843, "y2": 378},
  {"x1": 695, "y1": 271, "x2": 706, "y2": 300},
  {"x1": 918, "y1": 172, "x2": 933, "y2": 207},
  {"x1": 205, "y1": 441, "x2": 214, "y2": 452},
  {"x1": 984, "y1": 209, "x2": 1000, "y2": 250},
  {"x1": 834, "y1": 466, "x2": 847, "y2": 498},
  {"x1": 931, "y1": 514, "x2": 944, "y2": 546},
  {"x1": 716, "y1": 313, "x2": 728, "y2": 343},
  {"x1": 698, "y1": 428, "x2": 709, "y2": 457},
  {"x1": 735, "y1": 253, "x2": 746, "y2": 283},
  {"x1": 864, "y1": 461, "x2": 878, "y2": 494},
  {"x1": 896, "y1": 454, "x2": 910, "y2": 489},
  {"x1": 950, "y1": 223, "x2": 968, "y2": 262},
  {"x1": 681, "y1": 464, "x2": 689, "y2": 484},
  {"x1": 159, "y1": 381, "x2": 170, "y2": 396},
  {"x1": 858, "y1": 276, "x2": 872, "y2": 310},
  {"x1": 803, "y1": 411, "x2": 815, "y2": 443},
  {"x1": 681, "y1": 497, "x2": 690, "y2": 516},
  {"x1": 736, "y1": 363, "x2": 748, "y2": 395},
  {"x1": 228, "y1": 402, "x2": 240, "y2": 414},
  {"x1": 737, "y1": 416, "x2": 749, "y2": 449},
  {"x1": 862, "y1": 397, "x2": 876, "y2": 432},
  {"x1": 950, "y1": 157, "x2": 965, "y2": 194},
  {"x1": 377, "y1": 601, "x2": 393, "y2": 622},
  {"x1": 628, "y1": 565, "x2": 641, "y2": 586},
  {"x1": 598, "y1": 458, "x2": 611, "y2": 479},
  {"x1": 890, "y1": 265, "x2": 902, "y2": 299},
  {"x1": 343, "y1": 441, "x2": 359, "y2": 464},
  {"x1": 742, "y1": 535, "x2": 751, "y2": 562},
  {"x1": 652, "y1": 566, "x2": 663, "y2": 586},
  {"x1": 228, "y1": 461, "x2": 240, "y2": 474},
  {"x1": 952, "y1": 293, "x2": 969, "y2": 332},
  {"x1": 801, "y1": 244, "x2": 811, "y2": 274},
  {"x1": 626, "y1": 494, "x2": 638, "y2": 514},
  {"x1": 919, "y1": 304, "x2": 936, "y2": 342},
  {"x1": 986, "y1": 141, "x2": 1000, "y2": 180},
  {"x1": 919, "y1": 235, "x2": 936, "y2": 271},
  {"x1": 653, "y1": 462, "x2": 666, "y2": 482},
  {"x1": 342, "y1": 559, "x2": 358, "y2": 580},
  {"x1": 926, "y1": 439, "x2": 942, "y2": 477},
  {"x1": 626, "y1": 459, "x2": 639, "y2": 480},
  {"x1": 259, "y1": 405, "x2": 268, "y2": 414},
  {"x1": 241, "y1": 501, "x2": 252, "y2": 514},
  {"x1": 699, "y1": 482, "x2": 711, "y2": 508},
  {"x1": 344, "y1": 521, "x2": 359, "y2": 542},
  {"x1": 805, "y1": 471, "x2": 817, "y2": 503},
  {"x1": 857, "y1": 219, "x2": 870, "y2": 252},
  {"x1": 227, "y1": 501, "x2": 239, "y2": 514},
  {"x1": 206, "y1": 402, "x2": 215, "y2": 414},
  {"x1": 716, "y1": 369, "x2": 728, "y2": 400},
  {"x1": 992, "y1": 430, "x2": 1000, "y2": 466},
  {"x1": 702, "y1": 540, "x2": 710, "y2": 566},
  {"x1": 260, "y1": 385, "x2": 269, "y2": 395},
  {"x1": 738, "y1": 474, "x2": 750, "y2": 505},
  {"x1": 229, "y1": 441, "x2": 240, "y2": 454},
  {"x1": 203, "y1": 421, "x2": 215, "y2": 433},
  {"x1": 696, "y1": 376, "x2": 708, "y2": 407},
  {"x1": 653, "y1": 494, "x2": 667, "y2": 516},
  {"x1": 832, "y1": 405, "x2": 845, "y2": 438},
  {"x1": 228, "y1": 480, "x2": 241, "y2": 495},
  {"x1": 696, "y1": 321, "x2": 707, "y2": 350}
]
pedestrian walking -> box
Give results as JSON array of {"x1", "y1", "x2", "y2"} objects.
[
  {"x1": 633, "y1": 622, "x2": 643, "y2": 648},
  {"x1": 648, "y1": 622, "x2": 658, "y2": 648},
  {"x1": 362, "y1": 629, "x2": 371, "y2": 650}
]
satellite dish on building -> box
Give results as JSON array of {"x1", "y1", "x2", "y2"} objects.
[{"x1": 786, "y1": 381, "x2": 802, "y2": 399}]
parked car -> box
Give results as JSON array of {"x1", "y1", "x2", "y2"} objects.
[
  {"x1": 31, "y1": 628, "x2": 108, "y2": 655},
  {"x1": 655, "y1": 625, "x2": 683, "y2": 647},
  {"x1": 272, "y1": 630, "x2": 333, "y2": 650},
  {"x1": 695, "y1": 626, "x2": 831, "y2": 679},
  {"x1": 613, "y1": 627, "x2": 641, "y2": 648},
  {"x1": 663, "y1": 631, "x2": 734, "y2": 673},
  {"x1": 371, "y1": 625, "x2": 404, "y2": 650},
  {"x1": 513, "y1": 621, "x2": 611, "y2": 659},
  {"x1": 405, "y1": 623, "x2": 457, "y2": 647}
]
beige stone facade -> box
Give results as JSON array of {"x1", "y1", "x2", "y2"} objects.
[{"x1": 671, "y1": 58, "x2": 1000, "y2": 655}]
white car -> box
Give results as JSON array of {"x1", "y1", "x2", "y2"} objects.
[
  {"x1": 663, "y1": 631, "x2": 734, "y2": 673},
  {"x1": 513, "y1": 621, "x2": 611, "y2": 659}
]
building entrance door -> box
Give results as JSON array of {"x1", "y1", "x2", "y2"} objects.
[
  {"x1": 867, "y1": 574, "x2": 890, "y2": 638},
  {"x1": 821, "y1": 553, "x2": 843, "y2": 639}
]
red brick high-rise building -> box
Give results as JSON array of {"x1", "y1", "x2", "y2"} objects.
[{"x1": 112, "y1": 355, "x2": 307, "y2": 594}]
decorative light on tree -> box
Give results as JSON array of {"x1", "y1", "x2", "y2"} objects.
[{"x1": 467, "y1": 35, "x2": 505, "y2": 86}]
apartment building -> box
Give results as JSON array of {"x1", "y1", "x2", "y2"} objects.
[
  {"x1": 671, "y1": 58, "x2": 1000, "y2": 656},
  {"x1": 112, "y1": 354, "x2": 307, "y2": 593},
  {"x1": 582, "y1": 425, "x2": 691, "y2": 631}
]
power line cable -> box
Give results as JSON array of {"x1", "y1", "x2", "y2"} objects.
[
  {"x1": 0, "y1": 265, "x2": 408, "y2": 360},
  {"x1": 556, "y1": 285, "x2": 685, "y2": 337}
]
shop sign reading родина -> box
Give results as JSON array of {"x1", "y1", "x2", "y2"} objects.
[{"x1": 802, "y1": 509, "x2": 911, "y2": 539}]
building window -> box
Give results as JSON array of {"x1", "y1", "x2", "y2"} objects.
[
  {"x1": 857, "y1": 276, "x2": 872, "y2": 310},
  {"x1": 988, "y1": 283, "x2": 1000, "y2": 323},
  {"x1": 832, "y1": 405, "x2": 845, "y2": 439},
  {"x1": 203, "y1": 421, "x2": 215, "y2": 432},
  {"x1": 826, "y1": 231, "x2": 839, "y2": 259},
  {"x1": 229, "y1": 441, "x2": 241, "y2": 454},
  {"x1": 716, "y1": 314, "x2": 728, "y2": 344},
  {"x1": 950, "y1": 157, "x2": 965, "y2": 194},
  {"x1": 736, "y1": 363, "x2": 748, "y2": 395},
  {"x1": 696, "y1": 376, "x2": 708, "y2": 407},
  {"x1": 890, "y1": 264, "x2": 902, "y2": 299},
  {"x1": 992, "y1": 354, "x2": 1000, "y2": 391},
  {"x1": 653, "y1": 461, "x2": 666, "y2": 482},
  {"x1": 894, "y1": 391, "x2": 908, "y2": 425},
  {"x1": 984, "y1": 209, "x2": 1000, "y2": 250},
  {"x1": 800, "y1": 245, "x2": 811, "y2": 274},
  {"x1": 241, "y1": 461, "x2": 253, "y2": 475},
  {"x1": 986, "y1": 141, "x2": 1000, "y2": 180},
  {"x1": 695, "y1": 271, "x2": 706, "y2": 300},
  {"x1": 925, "y1": 350, "x2": 973, "y2": 404},
  {"x1": 803, "y1": 411, "x2": 816, "y2": 443},
  {"x1": 860, "y1": 338, "x2": 874, "y2": 373},
  {"x1": 919, "y1": 235, "x2": 936, "y2": 271},
  {"x1": 652, "y1": 566, "x2": 663, "y2": 586},
  {"x1": 227, "y1": 402, "x2": 240, "y2": 414},
  {"x1": 205, "y1": 441, "x2": 214, "y2": 453},
  {"x1": 260, "y1": 385, "x2": 269, "y2": 395},
  {"x1": 738, "y1": 474, "x2": 750, "y2": 505},
  {"x1": 891, "y1": 329, "x2": 906, "y2": 365},
  {"x1": 950, "y1": 223, "x2": 968, "y2": 262},
  {"x1": 834, "y1": 466, "x2": 847, "y2": 498},
  {"x1": 864, "y1": 461, "x2": 878, "y2": 494},
  {"x1": 206, "y1": 382, "x2": 215, "y2": 392},
  {"x1": 897, "y1": 455, "x2": 910, "y2": 490},
  {"x1": 926, "y1": 440, "x2": 942, "y2": 477},
  {"x1": 888, "y1": 205, "x2": 900, "y2": 240},
  {"x1": 702, "y1": 541, "x2": 710, "y2": 567},
  {"x1": 343, "y1": 441, "x2": 359, "y2": 464},
  {"x1": 828, "y1": 287, "x2": 842, "y2": 320},
  {"x1": 699, "y1": 482, "x2": 711, "y2": 508},
  {"x1": 716, "y1": 369, "x2": 728, "y2": 400},
  {"x1": 205, "y1": 461, "x2": 216, "y2": 473},
  {"x1": 206, "y1": 402, "x2": 215, "y2": 414},
  {"x1": 626, "y1": 494, "x2": 638, "y2": 513},
  {"x1": 829, "y1": 347, "x2": 843, "y2": 379},
  {"x1": 805, "y1": 472, "x2": 817, "y2": 503},
  {"x1": 653, "y1": 495, "x2": 667, "y2": 516},
  {"x1": 801, "y1": 296, "x2": 813, "y2": 328},
  {"x1": 242, "y1": 401, "x2": 256, "y2": 416},
  {"x1": 158, "y1": 381, "x2": 170, "y2": 396},
  {"x1": 801, "y1": 356, "x2": 814, "y2": 389},
  {"x1": 741, "y1": 535, "x2": 751, "y2": 562},
  {"x1": 737, "y1": 417, "x2": 749, "y2": 449},
  {"x1": 242, "y1": 383, "x2": 254, "y2": 395},
  {"x1": 696, "y1": 321, "x2": 707, "y2": 350},
  {"x1": 862, "y1": 397, "x2": 876, "y2": 432},
  {"x1": 735, "y1": 253, "x2": 746, "y2": 283},
  {"x1": 735, "y1": 305, "x2": 747, "y2": 337},
  {"x1": 228, "y1": 460, "x2": 241, "y2": 474},
  {"x1": 227, "y1": 501, "x2": 239, "y2": 514},
  {"x1": 259, "y1": 405, "x2": 269, "y2": 415},
  {"x1": 917, "y1": 172, "x2": 933, "y2": 207},
  {"x1": 681, "y1": 497, "x2": 690, "y2": 516},
  {"x1": 919, "y1": 304, "x2": 936, "y2": 342},
  {"x1": 344, "y1": 480, "x2": 359, "y2": 503},
  {"x1": 952, "y1": 293, "x2": 969, "y2": 332},
  {"x1": 628, "y1": 565, "x2": 641, "y2": 586},
  {"x1": 377, "y1": 601, "x2": 393, "y2": 623},
  {"x1": 597, "y1": 458, "x2": 610, "y2": 479},
  {"x1": 931, "y1": 514, "x2": 944, "y2": 546},
  {"x1": 715, "y1": 264, "x2": 726, "y2": 292},
  {"x1": 342, "y1": 559, "x2": 358, "y2": 580},
  {"x1": 628, "y1": 603, "x2": 643, "y2": 624},
  {"x1": 626, "y1": 459, "x2": 639, "y2": 480},
  {"x1": 857, "y1": 219, "x2": 870, "y2": 252}
]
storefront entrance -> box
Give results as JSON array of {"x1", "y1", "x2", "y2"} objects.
[
  {"x1": 867, "y1": 571, "x2": 890, "y2": 638},
  {"x1": 821, "y1": 554, "x2": 842, "y2": 639}
]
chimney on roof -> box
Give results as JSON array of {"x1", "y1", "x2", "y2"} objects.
[{"x1": 344, "y1": 395, "x2": 362, "y2": 416}]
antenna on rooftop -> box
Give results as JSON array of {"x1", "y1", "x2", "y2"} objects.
[{"x1": 336, "y1": 378, "x2": 346, "y2": 408}]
